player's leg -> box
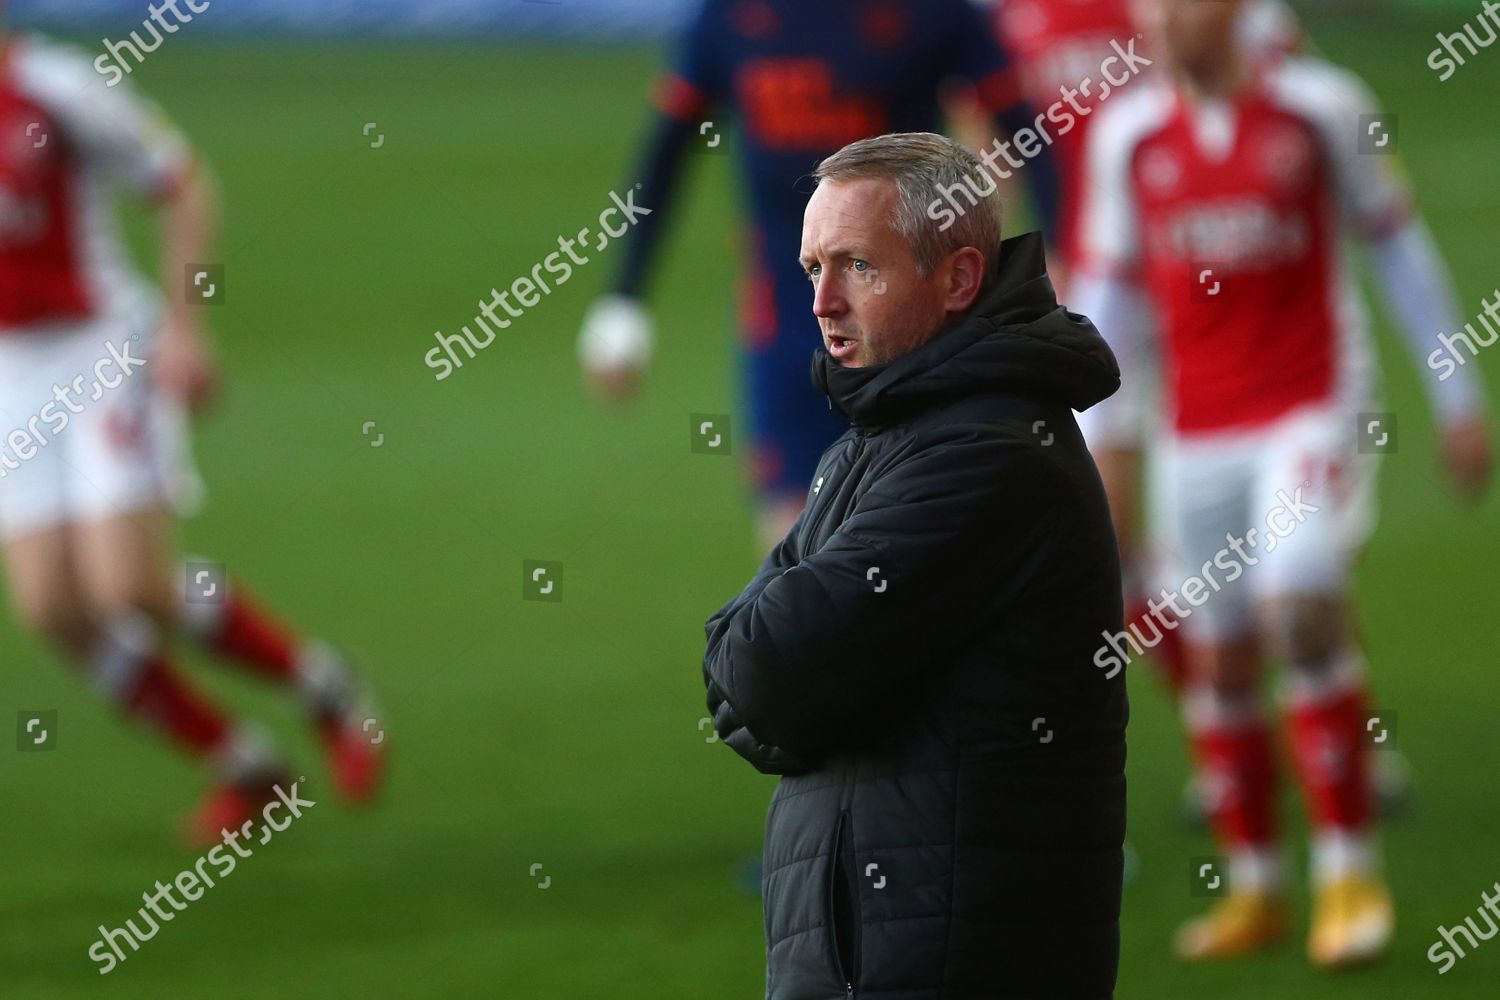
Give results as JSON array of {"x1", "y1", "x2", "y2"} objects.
[
  {"x1": 74, "y1": 505, "x2": 177, "y2": 624},
  {"x1": 1099, "y1": 444, "x2": 1191, "y2": 694},
  {"x1": 744, "y1": 322, "x2": 849, "y2": 555},
  {"x1": 1174, "y1": 632, "x2": 1289, "y2": 961},
  {"x1": 61, "y1": 322, "x2": 288, "y2": 811},
  {"x1": 178, "y1": 557, "x2": 301, "y2": 682},
  {"x1": 64, "y1": 313, "x2": 380, "y2": 837},
  {"x1": 71, "y1": 373, "x2": 385, "y2": 806},
  {"x1": 70, "y1": 506, "x2": 294, "y2": 845},
  {"x1": 0, "y1": 331, "x2": 96, "y2": 658},
  {"x1": 1258, "y1": 591, "x2": 1390, "y2": 967},
  {"x1": 3, "y1": 522, "x2": 244, "y2": 792},
  {"x1": 1077, "y1": 358, "x2": 1191, "y2": 696},
  {"x1": 3, "y1": 524, "x2": 95, "y2": 659},
  {"x1": 175, "y1": 561, "x2": 386, "y2": 803},
  {"x1": 2, "y1": 506, "x2": 285, "y2": 850},
  {"x1": 175, "y1": 555, "x2": 372, "y2": 728},
  {"x1": 1083, "y1": 399, "x2": 1206, "y2": 828},
  {"x1": 1160, "y1": 434, "x2": 1289, "y2": 960},
  {"x1": 1250, "y1": 406, "x2": 1391, "y2": 967},
  {"x1": 0, "y1": 321, "x2": 287, "y2": 845}
]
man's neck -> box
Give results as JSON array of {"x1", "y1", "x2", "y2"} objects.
[{"x1": 1176, "y1": 50, "x2": 1249, "y2": 104}]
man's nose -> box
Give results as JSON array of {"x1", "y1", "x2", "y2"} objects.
[{"x1": 812, "y1": 276, "x2": 846, "y2": 319}]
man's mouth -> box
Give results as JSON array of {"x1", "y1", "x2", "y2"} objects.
[{"x1": 827, "y1": 335, "x2": 858, "y2": 361}]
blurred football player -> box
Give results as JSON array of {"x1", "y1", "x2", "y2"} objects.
[
  {"x1": 0, "y1": 28, "x2": 384, "y2": 846},
  {"x1": 991, "y1": 0, "x2": 1301, "y2": 697},
  {"x1": 987, "y1": 0, "x2": 1413, "y2": 834},
  {"x1": 576, "y1": 0, "x2": 1060, "y2": 552},
  {"x1": 1073, "y1": 0, "x2": 1491, "y2": 967}
]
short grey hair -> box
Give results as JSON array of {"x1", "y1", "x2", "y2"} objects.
[{"x1": 812, "y1": 132, "x2": 1003, "y2": 285}]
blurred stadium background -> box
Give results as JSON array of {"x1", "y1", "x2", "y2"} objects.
[{"x1": 1, "y1": 0, "x2": 1497, "y2": 996}]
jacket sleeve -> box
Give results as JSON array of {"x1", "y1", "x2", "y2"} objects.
[
  {"x1": 701, "y1": 505, "x2": 813, "y2": 773},
  {"x1": 706, "y1": 680, "x2": 817, "y2": 775},
  {"x1": 703, "y1": 429, "x2": 1059, "y2": 760}
]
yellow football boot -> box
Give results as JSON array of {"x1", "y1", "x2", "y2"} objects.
[
  {"x1": 1307, "y1": 875, "x2": 1394, "y2": 968},
  {"x1": 1174, "y1": 891, "x2": 1289, "y2": 961}
]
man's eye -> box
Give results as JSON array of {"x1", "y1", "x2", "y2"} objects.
[
  {"x1": 806, "y1": 266, "x2": 820, "y2": 281},
  {"x1": 851, "y1": 259, "x2": 869, "y2": 272}
]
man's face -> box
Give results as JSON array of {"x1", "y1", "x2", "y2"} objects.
[
  {"x1": 799, "y1": 177, "x2": 954, "y2": 368},
  {"x1": 1142, "y1": 0, "x2": 1241, "y2": 76}
]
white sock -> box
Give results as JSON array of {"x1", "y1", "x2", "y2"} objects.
[
  {"x1": 294, "y1": 640, "x2": 359, "y2": 718},
  {"x1": 211, "y1": 724, "x2": 282, "y2": 785},
  {"x1": 1230, "y1": 846, "x2": 1286, "y2": 895},
  {"x1": 89, "y1": 611, "x2": 159, "y2": 700},
  {"x1": 178, "y1": 555, "x2": 231, "y2": 641},
  {"x1": 1311, "y1": 829, "x2": 1378, "y2": 886}
]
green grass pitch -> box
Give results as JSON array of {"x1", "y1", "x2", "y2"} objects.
[{"x1": 2, "y1": 9, "x2": 1498, "y2": 997}]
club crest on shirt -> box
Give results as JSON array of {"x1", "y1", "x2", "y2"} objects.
[
  {"x1": 1140, "y1": 147, "x2": 1183, "y2": 195},
  {"x1": 1257, "y1": 122, "x2": 1317, "y2": 197}
]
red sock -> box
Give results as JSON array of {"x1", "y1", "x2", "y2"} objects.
[
  {"x1": 208, "y1": 590, "x2": 299, "y2": 681},
  {"x1": 1129, "y1": 595, "x2": 1190, "y2": 696},
  {"x1": 1285, "y1": 683, "x2": 1372, "y2": 832},
  {"x1": 123, "y1": 657, "x2": 232, "y2": 756},
  {"x1": 1187, "y1": 698, "x2": 1278, "y2": 848}
]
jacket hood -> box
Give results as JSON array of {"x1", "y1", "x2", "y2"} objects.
[{"x1": 811, "y1": 232, "x2": 1120, "y2": 427}]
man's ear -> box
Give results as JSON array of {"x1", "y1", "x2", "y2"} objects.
[{"x1": 943, "y1": 247, "x2": 987, "y2": 314}]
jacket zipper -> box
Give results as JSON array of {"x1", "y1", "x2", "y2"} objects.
[{"x1": 829, "y1": 810, "x2": 858, "y2": 997}]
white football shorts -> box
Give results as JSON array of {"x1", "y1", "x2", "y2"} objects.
[
  {"x1": 0, "y1": 306, "x2": 200, "y2": 539},
  {"x1": 1146, "y1": 400, "x2": 1380, "y2": 642}
]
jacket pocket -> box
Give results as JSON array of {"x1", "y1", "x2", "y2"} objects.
[{"x1": 827, "y1": 810, "x2": 861, "y2": 996}]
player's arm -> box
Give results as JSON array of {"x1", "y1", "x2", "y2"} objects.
[
  {"x1": 703, "y1": 432, "x2": 1056, "y2": 763},
  {"x1": 44, "y1": 46, "x2": 221, "y2": 411},
  {"x1": 1068, "y1": 98, "x2": 1155, "y2": 560},
  {"x1": 1069, "y1": 273, "x2": 1154, "y2": 564},
  {"x1": 1317, "y1": 63, "x2": 1492, "y2": 499},
  {"x1": 1366, "y1": 219, "x2": 1491, "y2": 499},
  {"x1": 576, "y1": 111, "x2": 696, "y2": 401},
  {"x1": 151, "y1": 159, "x2": 222, "y2": 412},
  {"x1": 578, "y1": 1, "x2": 726, "y2": 401}
]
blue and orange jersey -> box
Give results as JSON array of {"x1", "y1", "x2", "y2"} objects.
[
  {"x1": 611, "y1": 0, "x2": 1053, "y2": 498},
  {"x1": 620, "y1": 0, "x2": 1045, "y2": 346},
  {"x1": 661, "y1": 0, "x2": 1024, "y2": 245}
]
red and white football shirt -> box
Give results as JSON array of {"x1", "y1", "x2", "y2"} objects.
[
  {"x1": 0, "y1": 35, "x2": 189, "y2": 332},
  {"x1": 1080, "y1": 56, "x2": 1411, "y2": 434},
  {"x1": 991, "y1": 0, "x2": 1300, "y2": 268}
]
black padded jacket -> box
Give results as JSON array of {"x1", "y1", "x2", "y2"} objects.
[{"x1": 703, "y1": 233, "x2": 1129, "y2": 999}]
